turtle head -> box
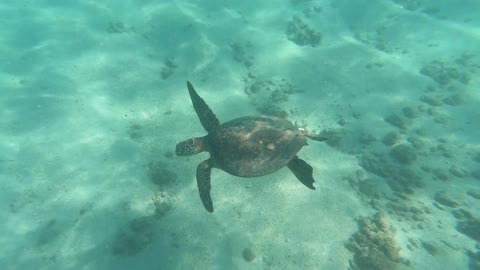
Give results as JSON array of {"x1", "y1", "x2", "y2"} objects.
[{"x1": 175, "y1": 137, "x2": 206, "y2": 156}]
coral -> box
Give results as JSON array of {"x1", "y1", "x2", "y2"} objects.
[
  {"x1": 346, "y1": 212, "x2": 403, "y2": 270},
  {"x1": 286, "y1": 16, "x2": 322, "y2": 47}
]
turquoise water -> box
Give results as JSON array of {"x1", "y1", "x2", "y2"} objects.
[{"x1": 1, "y1": 1, "x2": 479, "y2": 269}]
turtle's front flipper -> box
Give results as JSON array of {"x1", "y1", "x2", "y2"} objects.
[
  {"x1": 287, "y1": 156, "x2": 316, "y2": 190},
  {"x1": 187, "y1": 81, "x2": 220, "y2": 133},
  {"x1": 196, "y1": 159, "x2": 214, "y2": 212}
]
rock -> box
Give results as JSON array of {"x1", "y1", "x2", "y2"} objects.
[
  {"x1": 443, "y1": 94, "x2": 464, "y2": 106},
  {"x1": 321, "y1": 128, "x2": 346, "y2": 150},
  {"x1": 152, "y1": 192, "x2": 174, "y2": 218},
  {"x1": 408, "y1": 238, "x2": 420, "y2": 248},
  {"x1": 243, "y1": 77, "x2": 295, "y2": 118},
  {"x1": 385, "y1": 113, "x2": 408, "y2": 129},
  {"x1": 360, "y1": 153, "x2": 395, "y2": 177},
  {"x1": 449, "y1": 166, "x2": 468, "y2": 178},
  {"x1": 420, "y1": 60, "x2": 469, "y2": 85},
  {"x1": 434, "y1": 191, "x2": 460, "y2": 208},
  {"x1": 346, "y1": 212, "x2": 403, "y2": 270},
  {"x1": 230, "y1": 42, "x2": 255, "y2": 67},
  {"x1": 390, "y1": 144, "x2": 417, "y2": 164},
  {"x1": 434, "y1": 114, "x2": 449, "y2": 124},
  {"x1": 148, "y1": 161, "x2": 177, "y2": 189},
  {"x1": 421, "y1": 241, "x2": 441, "y2": 256},
  {"x1": 436, "y1": 143, "x2": 454, "y2": 158},
  {"x1": 242, "y1": 247, "x2": 256, "y2": 262},
  {"x1": 286, "y1": 16, "x2": 322, "y2": 47},
  {"x1": 452, "y1": 209, "x2": 474, "y2": 220},
  {"x1": 402, "y1": 106, "x2": 417, "y2": 119},
  {"x1": 466, "y1": 191, "x2": 480, "y2": 200},
  {"x1": 407, "y1": 136, "x2": 427, "y2": 149},
  {"x1": 432, "y1": 168, "x2": 449, "y2": 181},
  {"x1": 466, "y1": 250, "x2": 480, "y2": 270},
  {"x1": 457, "y1": 219, "x2": 480, "y2": 242},
  {"x1": 472, "y1": 170, "x2": 480, "y2": 180},
  {"x1": 421, "y1": 95, "x2": 443, "y2": 107},
  {"x1": 382, "y1": 132, "x2": 400, "y2": 146},
  {"x1": 112, "y1": 216, "x2": 156, "y2": 256},
  {"x1": 127, "y1": 124, "x2": 143, "y2": 140},
  {"x1": 473, "y1": 153, "x2": 480, "y2": 163},
  {"x1": 358, "y1": 180, "x2": 380, "y2": 198}
]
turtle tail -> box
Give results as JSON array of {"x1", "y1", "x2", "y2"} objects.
[
  {"x1": 175, "y1": 137, "x2": 206, "y2": 156},
  {"x1": 301, "y1": 130, "x2": 327, "y2": 142}
]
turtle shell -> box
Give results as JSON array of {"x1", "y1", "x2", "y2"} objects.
[{"x1": 206, "y1": 116, "x2": 307, "y2": 177}]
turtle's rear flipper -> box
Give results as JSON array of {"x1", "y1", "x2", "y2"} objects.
[
  {"x1": 196, "y1": 159, "x2": 214, "y2": 212},
  {"x1": 287, "y1": 156, "x2": 316, "y2": 190},
  {"x1": 301, "y1": 130, "x2": 327, "y2": 142}
]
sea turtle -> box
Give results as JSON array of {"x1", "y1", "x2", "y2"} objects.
[{"x1": 176, "y1": 81, "x2": 326, "y2": 212}]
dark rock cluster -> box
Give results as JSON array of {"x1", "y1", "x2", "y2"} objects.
[
  {"x1": 346, "y1": 212, "x2": 405, "y2": 270},
  {"x1": 420, "y1": 60, "x2": 471, "y2": 85},
  {"x1": 286, "y1": 16, "x2": 322, "y2": 47},
  {"x1": 243, "y1": 76, "x2": 300, "y2": 118}
]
